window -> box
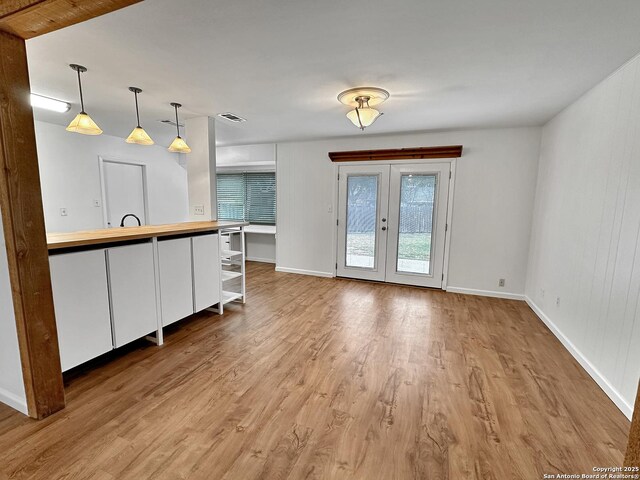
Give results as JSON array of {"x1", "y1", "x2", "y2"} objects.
[{"x1": 216, "y1": 172, "x2": 276, "y2": 224}]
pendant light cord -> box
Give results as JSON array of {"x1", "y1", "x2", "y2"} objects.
[
  {"x1": 134, "y1": 91, "x2": 141, "y2": 128},
  {"x1": 76, "y1": 69, "x2": 85, "y2": 114},
  {"x1": 174, "y1": 104, "x2": 181, "y2": 137}
]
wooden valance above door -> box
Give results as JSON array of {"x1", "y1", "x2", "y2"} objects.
[{"x1": 328, "y1": 145, "x2": 463, "y2": 162}]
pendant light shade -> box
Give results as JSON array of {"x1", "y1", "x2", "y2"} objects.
[
  {"x1": 346, "y1": 98, "x2": 382, "y2": 130},
  {"x1": 168, "y1": 135, "x2": 191, "y2": 153},
  {"x1": 125, "y1": 87, "x2": 154, "y2": 145},
  {"x1": 167, "y1": 102, "x2": 191, "y2": 153},
  {"x1": 126, "y1": 126, "x2": 155, "y2": 145},
  {"x1": 66, "y1": 64, "x2": 102, "y2": 135}
]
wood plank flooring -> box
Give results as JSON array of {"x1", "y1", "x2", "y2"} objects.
[{"x1": 0, "y1": 262, "x2": 631, "y2": 479}]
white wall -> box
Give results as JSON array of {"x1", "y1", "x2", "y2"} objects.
[
  {"x1": 245, "y1": 232, "x2": 276, "y2": 264},
  {"x1": 276, "y1": 127, "x2": 541, "y2": 294},
  {"x1": 217, "y1": 143, "x2": 276, "y2": 171},
  {"x1": 0, "y1": 211, "x2": 28, "y2": 414},
  {"x1": 186, "y1": 117, "x2": 217, "y2": 221},
  {"x1": 35, "y1": 121, "x2": 188, "y2": 232},
  {"x1": 526, "y1": 54, "x2": 640, "y2": 419}
]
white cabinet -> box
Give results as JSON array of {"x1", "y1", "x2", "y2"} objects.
[
  {"x1": 192, "y1": 234, "x2": 221, "y2": 312},
  {"x1": 158, "y1": 238, "x2": 194, "y2": 326},
  {"x1": 107, "y1": 243, "x2": 158, "y2": 347},
  {"x1": 49, "y1": 250, "x2": 113, "y2": 371}
]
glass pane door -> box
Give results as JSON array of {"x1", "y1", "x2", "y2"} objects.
[
  {"x1": 346, "y1": 175, "x2": 378, "y2": 269},
  {"x1": 396, "y1": 174, "x2": 436, "y2": 275},
  {"x1": 385, "y1": 164, "x2": 450, "y2": 288},
  {"x1": 336, "y1": 165, "x2": 389, "y2": 282}
]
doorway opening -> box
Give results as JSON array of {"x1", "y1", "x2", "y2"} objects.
[{"x1": 99, "y1": 158, "x2": 149, "y2": 228}]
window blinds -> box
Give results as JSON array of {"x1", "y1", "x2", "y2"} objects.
[{"x1": 217, "y1": 172, "x2": 276, "y2": 224}]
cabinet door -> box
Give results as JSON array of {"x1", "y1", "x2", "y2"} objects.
[
  {"x1": 49, "y1": 250, "x2": 113, "y2": 371},
  {"x1": 192, "y1": 234, "x2": 221, "y2": 312},
  {"x1": 107, "y1": 243, "x2": 158, "y2": 347},
  {"x1": 158, "y1": 238, "x2": 194, "y2": 326}
]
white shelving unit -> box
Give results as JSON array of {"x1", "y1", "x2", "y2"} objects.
[{"x1": 219, "y1": 226, "x2": 246, "y2": 313}]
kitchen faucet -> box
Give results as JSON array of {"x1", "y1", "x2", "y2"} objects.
[{"x1": 120, "y1": 214, "x2": 142, "y2": 227}]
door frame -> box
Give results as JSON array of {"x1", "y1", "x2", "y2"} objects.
[
  {"x1": 98, "y1": 156, "x2": 150, "y2": 228},
  {"x1": 332, "y1": 157, "x2": 457, "y2": 290}
]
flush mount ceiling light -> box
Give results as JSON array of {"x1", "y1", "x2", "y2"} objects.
[
  {"x1": 31, "y1": 93, "x2": 71, "y2": 113},
  {"x1": 125, "y1": 87, "x2": 154, "y2": 145},
  {"x1": 168, "y1": 103, "x2": 191, "y2": 153},
  {"x1": 338, "y1": 87, "x2": 389, "y2": 131},
  {"x1": 66, "y1": 64, "x2": 102, "y2": 135}
]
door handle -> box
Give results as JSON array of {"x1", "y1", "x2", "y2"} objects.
[
  {"x1": 381, "y1": 218, "x2": 387, "y2": 222},
  {"x1": 381, "y1": 226, "x2": 387, "y2": 231}
]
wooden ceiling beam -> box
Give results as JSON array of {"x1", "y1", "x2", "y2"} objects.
[{"x1": 0, "y1": 0, "x2": 142, "y2": 39}]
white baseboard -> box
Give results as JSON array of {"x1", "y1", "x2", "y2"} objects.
[
  {"x1": 445, "y1": 286, "x2": 525, "y2": 301},
  {"x1": 275, "y1": 266, "x2": 334, "y2": 278},
  {"x1": 246, "y1": 256, "x2": 275, "y2": 264},
  {"x1": 0, "y1": 387, "x2": 28, "y2": 415},
  {"x1": 525, "y1": 296, "x2": 633, "y2": 420}
]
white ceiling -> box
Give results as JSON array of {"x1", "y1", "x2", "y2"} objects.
[{"x1": 26, "y1": 0, "x2": 640, "y2": 147}]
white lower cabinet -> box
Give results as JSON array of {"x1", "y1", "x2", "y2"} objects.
[
  {"x1": 49, "y1": 249, "x2": 113, "y2": 371},
  {"x1": 158, "y1": 238, "x2": 194, "y2": 326},
  {"x1": 49, "y1": 232, "x2": 225, "y2": 370},
  {"x1": 192, "y1": 234, "x2": 221, "y2": 312},
  {"x1": 107, "y1": 243, "x2": 158, "y2": 347}
]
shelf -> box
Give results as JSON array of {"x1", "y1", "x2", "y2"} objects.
[
  {"x1": 221, "y1": 270, "x2": 242, "y2": 282},
  {"x1": 220, "y1": 249, "x2": 242, "y2": 258},
  {"x1": 222, "y1": 290, "x2": 243, "y2": 304}
]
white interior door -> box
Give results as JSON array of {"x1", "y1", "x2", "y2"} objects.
[
  {"x1": 102, "y1": 160, "x2": 148, "y2": 228},
  {"x1": 336, "y1": 165, "x2": 389, "y2": 281},
  {"x1": 337, "y1": 162, "x2": 450, "y2": 288},
  {"x1": 385, "y1": 164, "x2": 450, "y2": 288}
]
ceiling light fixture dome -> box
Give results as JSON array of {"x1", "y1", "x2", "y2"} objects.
[
  {"x1": 338, "y1": 87, "x2": 389, "y2": 131},
  {"x1": 66, "y1": 64, "x2": 102, "y2": 135},
  {"x1": 168, "y1": 103, "x2": 191, "y2": 153},
  {"x1": 125, "y1": 87, "x2": 154, "y2": 145}
]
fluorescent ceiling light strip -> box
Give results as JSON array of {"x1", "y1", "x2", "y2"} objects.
[{"x1": 30, "y1": 93, "x2": 71, "y2": 113}]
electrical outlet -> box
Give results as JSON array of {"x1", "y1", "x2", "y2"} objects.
[
  {"x1": 93, "y1": 199, "x2": 101, "y2": 207},
  {"x1": 556, "y1": 296, "x2": 561, "y2": 307},
  {"x1": 193, "y1": 205, "x2": 205, "y2": 215},
  {"x1": 541, "y1": 289, "x2": 545, "y2": 298},
  {"x1": 60, "y1": 207, "x2": 68, "y2": 216},
  {"x1": 498, "y1": 278, "x2": 505, "y2": 288}
]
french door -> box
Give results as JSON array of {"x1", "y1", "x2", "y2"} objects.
[{"x1": 336, "y1": 163, "x2": 450, "y2": 288}]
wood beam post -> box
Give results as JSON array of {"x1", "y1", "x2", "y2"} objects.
[
  {"x1": 0, "y1": 30, "x2": 65, "y2": 418},
  {"x1": 625, "y1": 382, "x2": 640, "y2": 467}
]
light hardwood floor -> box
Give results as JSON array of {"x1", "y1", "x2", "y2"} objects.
[{"x1": 0, "y1": 262, "x2": 631, "y2": 479}]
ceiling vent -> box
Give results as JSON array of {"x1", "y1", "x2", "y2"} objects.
[
  {"x1": 217, "y1": 112, "x2": 246, "y2": 123},
  {"x1": 160, "y1": 119, "x2": 184, "y2": 128}
]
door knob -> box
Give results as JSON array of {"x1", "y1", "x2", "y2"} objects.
[{"x1": 381, "y1": 226, "x2": 387, "y2": 231}]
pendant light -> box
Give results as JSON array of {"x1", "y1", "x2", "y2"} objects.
[
  {"x1": 346, "y1": 96, "x2": 382, "y2": 130},
  {"x1": 125, "y1": 87, "x2": 154, "y2": 145},
  {"x1": 168, "y1": 103, "x2": 191, "y2": 153},
  {"x1": 66, "y1": 64, "x2": 103, "y2": 135},
  {"x1": 338, "y1": 87, "x2": 389, "y2": 131}
]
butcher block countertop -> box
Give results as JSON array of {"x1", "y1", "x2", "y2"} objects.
[{"x1": 47, "y1": 221, "x2": 248, "y2": 250}]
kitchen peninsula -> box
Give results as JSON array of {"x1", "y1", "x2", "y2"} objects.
[{"x1": 47, "y1": 221, "x2": 247, "y2": 372}]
